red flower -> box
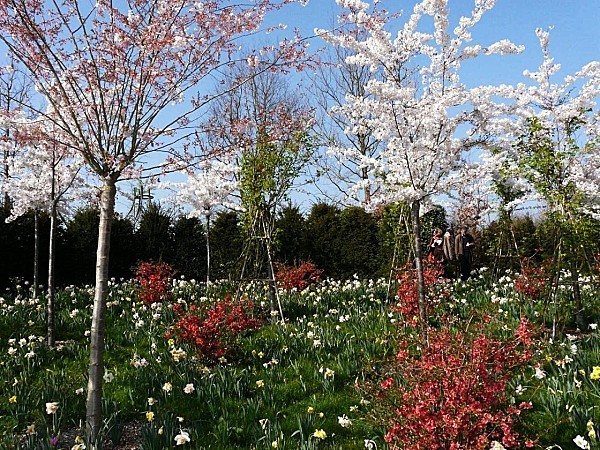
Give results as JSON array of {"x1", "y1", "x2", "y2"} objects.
[
  {"x1": 168, "y1": 295, "x2": 263, "y2": 362},
  {"x1": 135, "y1": 261, "x2": 174, "y2": 304}
]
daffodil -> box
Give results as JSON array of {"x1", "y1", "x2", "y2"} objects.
[
  {"x1": 338, "y1": 415, "x2": 352, "y2": 428},
  {"x1": 312, "y1": 429, "x2": 327, "y2": 440},
  {"x1": 590, "y1": 366, "x2": 600, "y2": 380},
  {"x1": 174, "y1": 429, "x2": 191, "y2": 445},
  {"x1": 573, "y1": 435, "x2": 590, "y2": 450},
  {"x1": 45, "y1": 402, "x2": 59, "y2": 414}
]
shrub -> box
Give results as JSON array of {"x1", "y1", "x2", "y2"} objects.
[
  {"x1": 373, "y1": 318, "x2": 536, "y2": 450},
  {"x1": 275, "y1": 261, "x2": 323, "y2": 290},
  {"x1": 393, "y1": 261, "x2": 449, "y2": 328},
  {"x1": 515, "y1": 260, "x2": 549, "y2": 300},
  {"x1": 167, "y1": 295, "x2": 263, "y2": 362},
  {"x1": 135, "y1": 261, "x2": 174, "y2": 304}
]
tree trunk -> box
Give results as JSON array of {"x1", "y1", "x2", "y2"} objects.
[
  {"x1": 572, "y1": 263, "x2": 585, "y2": 331},
  {"x1": 362, "y1": 166, "x2": 371, "y2": 205},
  {"x1": 86, "y1": 177, "x2": 116, "y2": 443},
  {"x1": 33, "y1": 209, "x2": 39, "y2": 298},
  {"x1": 205, "y1": 213, "x2": 211, "y2": 283},
  {"x1": 410, "y1": 200, "x2": 428, "y2": 343},
  {"x1": 47, "y1": 205, "x2": 57, "y2": 347}
]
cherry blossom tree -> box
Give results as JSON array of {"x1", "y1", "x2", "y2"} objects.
[
  {"x1": 477, "y1": 28, "x2": 600, "y2": 333},
  {"x1": 164, "y1": 159, "x2": 239, "y2": 282},
  {"x1": 310, "y1": 25, "x2": 382, "y2": 205},
  {"x1": 2, "y1": 116, "x2": 84, "y2": 347},
  {"x1": 0, "y1": 0, "x2": 310, "y2": 440},
  {"x1": 318, "y1": 0, "x2": 524, "y2": 338},
  {"x1": 0, "y1": 61, "x2": 31, "y2": 208},
  {"x1": 0, "y1": 63, "x2": 40, "y2": 294}
]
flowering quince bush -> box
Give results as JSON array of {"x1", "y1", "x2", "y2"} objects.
[
  {"x1": 167, "y1": 294, "x2": 264, "y2": 362},
  {"x1": 135, "y1": 261, "x2": 174, "y2": 304},
  {"x1": 275, "y1": 261, "x2": 323, "y2": 291},
  {"x1": 393, "y1": 261, "x2": 450, "y2": 327},
  {"x1": 514, "y1": 260, "x2": 550, "y2": 301},
  {"x1": 374, "y1": 318, "x2": 537, "y2": 450}
]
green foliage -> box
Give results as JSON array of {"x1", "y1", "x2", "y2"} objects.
[
  {"x1": 376, "y1": 202, "x2": 412, "y2": 276},
  {"x1": 0, "y1": 208, "x2": 51, "y2": 289},
  {"x1": 63, "y1": 207, "x2": 101, "y2": 284},
  {"x1": 336, "y1": 207, "x2": 379, "y2": 279},
  {"x1": 239, "y1": 126, "x2": 315, "y2": 279},
  {"x1": 64, "y1": 207, "x2": 137, "y2": 284},
  {"x1": 210, "y1": 211, "x2": 244, "y2": 279},
  {"x1": 136, "y1": 202, "x2": 174, "y2": 263},
  {"x1": 517, "y1": 117, "x2": 583, "y2": 212},
  {"x1": 239, "y1": 130, "x2": 314, "y2": 233},
  {"x1": 303, "y1": 203, "x2": 342, "y2": 278},
  {"x1": 479, "y1": 215, "x2": 540, "y2": 272},
  {"x1": 275, "y1": 204, "x2": 306, "y2": 265},
  {"x1": 171, "y1": 216, "x2": 206, "y2": 280}
]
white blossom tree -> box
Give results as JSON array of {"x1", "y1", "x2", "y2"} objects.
[
  {"x1": 310, "y1": 25, "x2": 382, "y2": 205},
  {"x1": 164, "y1": 159, "x2": 239, "y2": 282},
  {"x1": 2, "y1": 116, "x2": 85, "y2": 346},
  {"x1": 318, "y1": 0, "x2": 524, "y2": 337},
  {"x1": 475, "y1": 28, "x2": 600, "y2": 333}
]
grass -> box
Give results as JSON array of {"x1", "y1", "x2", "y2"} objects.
[{"x1": 0, "y1": 271, "x2": 599, "y2": 449}]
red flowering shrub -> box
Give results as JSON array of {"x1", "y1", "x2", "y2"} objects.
[
  {"x1": 135, "y1": 261, "x2": 174, "y2": 304},
  {"x1": 393, "y1": 261, "x2": 450, "y2": 328},
  {"x1": 275, "y1": 261, "x2": 323, "y2": 290},
  {"x1": 515, "y1": 260, "x2": 549, "y2": 300},
  {"x1": 167, "y1": 295, "x2": 263, "y2": 362},
  {"x1": 375, "y1": 318, "x2": 536, "y2": 450}
]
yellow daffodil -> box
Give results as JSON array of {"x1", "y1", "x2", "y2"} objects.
[{"x1": 312, "y1": 429, "x2": 327, "y2": 440}]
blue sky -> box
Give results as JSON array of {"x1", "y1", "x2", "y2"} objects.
[
  {"x1": 128, "y1": 0, "x2": 600, "y2": 215},
  {"x1": 262, "y1": 0, "x2": 600, "y2": 211},
  {"x1": 281, "y1": 0, "x2": 600, "y2": 87}
]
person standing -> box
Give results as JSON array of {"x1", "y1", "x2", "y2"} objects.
[
  {"x1": 442, "y1": 228, "x2": 455, "y2": 278},
  {"x1": 428, "y1": 227, "x2": 445, "y2": 263},
  {"x1": 455, "y1": 226, "x2": 475, "y2": 281}
]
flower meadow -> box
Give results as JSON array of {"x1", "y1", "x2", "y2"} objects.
[{"x1": 0, "y1": 268, "x2": 599, "y2": 450}]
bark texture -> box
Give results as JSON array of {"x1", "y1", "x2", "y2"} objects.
[
  {"x1": 86, "y1": 177, "x2": 116, "y2": 442},
  {"x1": 411, "y1": 200, "x2": 428, "y2": 343}
]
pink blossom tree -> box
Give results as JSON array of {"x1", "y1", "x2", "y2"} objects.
[
  {"x1": 0, "y1": 0, "x2": 310, "y2": 440},
  {"x1": 318, "y1": 0, "x2": 523, "y2": 338}
]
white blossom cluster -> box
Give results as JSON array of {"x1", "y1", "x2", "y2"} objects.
[{"x1": 318, "y1": 0, "x2": 600, "y2": 221}]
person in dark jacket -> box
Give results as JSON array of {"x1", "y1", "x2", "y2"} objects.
[{"x1": 454, "y1": 226, "x2": 475, "y2": 281}]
